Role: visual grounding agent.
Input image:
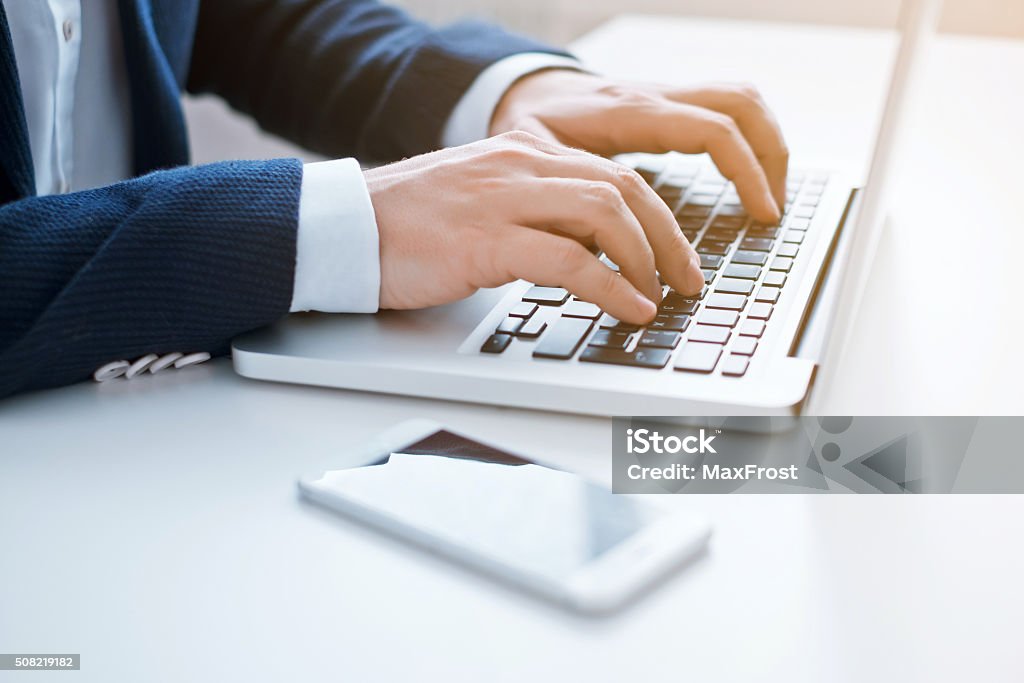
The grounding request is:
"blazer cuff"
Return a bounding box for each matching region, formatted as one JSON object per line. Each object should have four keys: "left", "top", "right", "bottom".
{"left": 291, "top": 158, "right": 380, "bottom": 313}
{"left": 442, "top": 53, "right": 584, "bottom": 148}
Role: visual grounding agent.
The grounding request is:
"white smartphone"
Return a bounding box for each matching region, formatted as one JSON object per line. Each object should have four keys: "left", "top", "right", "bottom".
{"left": 298, "top": 419, "right": 711, "bottom": 614}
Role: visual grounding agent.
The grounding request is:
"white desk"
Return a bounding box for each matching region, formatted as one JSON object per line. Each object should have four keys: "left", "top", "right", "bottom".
{"left": 2, "top": 16, "right": 1023, "bottom": 683}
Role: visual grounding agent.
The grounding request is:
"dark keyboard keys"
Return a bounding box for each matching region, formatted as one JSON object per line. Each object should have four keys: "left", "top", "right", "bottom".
{"left": 532, "top": 318, "right": 593, "bottom": 359}
{"left": 755, "top": 287, "right": 781, "bottom": 303}
{"left": 732, "top": 337, "right": 758, "bottom": 356}
{"left": 580, "top": 346, "right": 672, "bottom": 369}
{"left": 638, "top": 330, "right": 681, "bottom": 349}
{"left": 704, "top": 228, "right": 740, "bottom": 243}
{"left": 562, "top": 301, "right": 603, "bottom": 319}
{"left": 689, "top": 325, "right": 731, "bottom": 344}
{"left": 723, "top": 264, "right": 761, "bottom": 280}
{"left": 516, "top": 317, "right": 547, "bottom": 338}
{"left": 660, "top": 294, "right": 699, "bottom": 314}
{"left": 697, "top": 241, "right": 731, "bottom": 256}
{"left": 763, "top": 272, "right": 787, "bottom": 287}
{"left": 715, "top": 205, "right": 747, "bottom": 217}
{"left": 705, "top": 293, "right": 747, "bottom": 311}
{"left": 714, "top": 278, "right": 754, "bottom": 295}
{"left": 590, "top": 329, "right": 632, "bottom": 350}
{"left": 496, "top": 317, "right": 524, "bottom": 335}
{"left": 770, "top": 257, "right": 794, "bottom": 273}
{"left": 721, "top": 354, "right": 750, "bottom": 377}
{"left": 711, "top": 215, "right": 745, "bottom": 230}
{"left": 678, "top": 204, "right": 712, "bottom": 218}
{"left": 739, "top": 319, "right": 766, "bottom": 337}
{"left": 739, "top": 237, "right": 774, "bottom": 252}
{"left": 509, "top": 302, "right": 538, "bottom": 318}
{"left": 481, "top": 334, "right": 512, "bottom": 354}
{"left": 698, "top": 309, "right": 739, "bottom": 327}
{"left": 731, "top": 250, "right": 769, "bottom": 266}
{"left": 649, "top": 314, "right": 690, "bottom": 332}
{"left": 747, "top": 226, "right": 781, "bottom": 238}
{"left": 674, "top": 343, "right": 723, "bottom": 373}
{"left": 598, "top": 314, "right": 639, "bottom": 332}
{"left": 523, "top": 286, "right": 570, "bottom": 306}
{"left": 700, "top": 254, "right": 724, "bottom": 269}
{"left": 748, "top": 303, "right": 773, "bottom": 320}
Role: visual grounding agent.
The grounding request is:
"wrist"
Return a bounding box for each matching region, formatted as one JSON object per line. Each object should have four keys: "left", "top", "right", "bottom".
{"left": 489, "top": 68, "right": 593, "bottom": 137}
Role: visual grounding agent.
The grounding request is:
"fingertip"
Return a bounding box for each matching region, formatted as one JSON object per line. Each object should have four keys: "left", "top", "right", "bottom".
{"left": 632, "top": 292, "right": 658, "bottom": 322}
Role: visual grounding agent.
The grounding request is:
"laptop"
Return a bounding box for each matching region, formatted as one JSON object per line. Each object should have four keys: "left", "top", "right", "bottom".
{"left": 232, "top": 0, "right": 941, "bottom": 421}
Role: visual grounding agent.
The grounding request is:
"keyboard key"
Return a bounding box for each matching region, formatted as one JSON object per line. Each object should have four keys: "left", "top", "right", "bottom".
{"left": 523, "top": 286, "right": 569, "bottom": 306}
{"left": 777, "top": 243, "right": 799, "bottom": 258}
{"left": 763, "top": 272, "right": 787, "bottom": 287}
{"left": 590, "top": 329, "right": 632, "bottom": 349}
{"left": 678, "top": 217, "right": 705, "bottom": 230}
{"left": 704, "top": 228, "right": 740, "bottom": 243}
{"left": 660, "top": 294, "right": 699, "bottom": 315}
{"left": 714, "top": 278, "right": 754, "bottom": 295}
{"left": 755, "top": 287, "right": 780, "bottom": 303}
{"left": 739, "top": 319, "right": 766, "bottom": 337}
{"left": 731, "top": 250, "right": 768, "bottom": 266}
{"left": 715, "top": 205, "right": 747, "bottom": 217}
{"left": 792, "top": 206, "right": 815, "bottom": 218}
{"left": 532, "top": 318, "right": 593, "bottom": 359}
{"left": 687, "top": 193, "right": 719, "bottom": 206}
{"left": 705, "top": 293, "right": 747, "bottom": 311}
{"left": 688, "top": 325, "right": 731, "bottom": 344}
{"left": 746, "top": 225, "right": 781, "bottom": 238}
{"left": 638, "top": 330, "right": 682, "bottom": 349}
{"left": 697, "top": 241, "right": 731, "bottom": 256}
{"left": 711, "top": 215, "right": 745, "bottom": 230}
{"left": 509, "top": 302, "right": 538, "bottom": 319}
{"left": 740, "top": 237, "right": 774, "bottom": 252}
{"left": 721, "top": 354, "right": 750, "bottom": 377}
{"left": 481, "top": 334, "right": 512, "bottom": 354}
{"left": 698, "top": 309, "right": 739, "bottom": 327}
{"left": 562, "top": 301, "right": 603, "bottom": 319}
{"left": 496, "top": 317, "right": 524, "bottom": 335}
{"left": 788, "top": 218, "right": 811, "bottom": 230}
{"left": 723, "top": 264, "right": 761, "bottom": 280}
{"left": 748, "top": 303, "right": 773, "bottom": 320}
{"left": 702, "top": 269, "right": 716, "bottom": 284}
{"left": 674, "top": 343, "right": 723, "bottom": 373}
{"left": 649, "top": 314, "right": 690, "bottom": 332}
{"left": 598, "top": 314, "right": 639, "bottom": 331}
{"left": 678, "top": 204, "right": 712, "bottom": 218}
{"left": 783, "top": 230, "right": 804, "bottom": 244}
{"left": 732, "top": 337, "right": 758, "bottom": 356}
{"left": 516, "top": 317, "right": 547, "bottom": 339}
{"left": 770, "top": 257, "right": 794, "bottom": 273}
{"left": 700, "top": 254, "right": 724, "bottom": 269}
{"left": 580, "top": 346, "right": 672, "bottom": 369}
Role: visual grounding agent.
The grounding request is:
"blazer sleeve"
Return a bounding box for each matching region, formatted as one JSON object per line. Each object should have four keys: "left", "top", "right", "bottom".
{"left": 185, "top": 0, "right": 570, "bottom": 161}
{"left": 0, "top": 158, "right": 302, "bottom": 399}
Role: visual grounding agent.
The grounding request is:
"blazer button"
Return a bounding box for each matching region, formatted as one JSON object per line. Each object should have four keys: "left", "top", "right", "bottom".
{"left": 93, "top": 360, "right": 130, "bottom": 382}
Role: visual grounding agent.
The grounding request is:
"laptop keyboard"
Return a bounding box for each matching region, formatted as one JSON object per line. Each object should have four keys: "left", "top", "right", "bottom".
{"left": 478, "top": 156, "right": 829, "bottom": 377}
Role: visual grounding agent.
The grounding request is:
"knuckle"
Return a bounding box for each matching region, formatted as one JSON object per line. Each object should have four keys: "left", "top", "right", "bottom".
{"left": 612, "top": 164, "right": 648, "bottom": 195}
{"left": 733, "top": 81, "right": 764, "bottom": 104}
{"left": 497, "top": 130, "right": 545, "bottom": 148}
{"left": 554, "top": 239, "right": 590, "bottom": 273}
{"left": 702, "top": 112, "right": 739, "bottom": 140}
{"left": 583, "top": 180, "right": 621, "bottom": 206}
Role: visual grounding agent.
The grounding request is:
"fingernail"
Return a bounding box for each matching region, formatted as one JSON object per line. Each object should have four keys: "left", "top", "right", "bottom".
{"left": 634, "top": 292, "right": 657, "bottom": 320}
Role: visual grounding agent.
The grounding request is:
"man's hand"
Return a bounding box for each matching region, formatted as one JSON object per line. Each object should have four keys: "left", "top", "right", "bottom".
{"left": 365, "top": 132, "right": 705, "bottom": 325}
{"left": 490, "top": 70, "right": 788, "bottom": 224}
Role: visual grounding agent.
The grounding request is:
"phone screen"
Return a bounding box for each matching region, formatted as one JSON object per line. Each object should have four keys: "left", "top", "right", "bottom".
{"left": 314, "top": 430, "right": 665, "bottom": 581}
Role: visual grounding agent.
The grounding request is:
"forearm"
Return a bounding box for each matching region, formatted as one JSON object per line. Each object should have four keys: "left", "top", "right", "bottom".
{"left": 186, "top": 0, "right": 568, "bottom": 160}
{"left": 0, "top": 159, "right": 302, "bottom": 398}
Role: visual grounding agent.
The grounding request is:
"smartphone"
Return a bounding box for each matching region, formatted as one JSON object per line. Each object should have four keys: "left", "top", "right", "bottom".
{"left": 298, "top": 419, "right": 710, "bottom": 614}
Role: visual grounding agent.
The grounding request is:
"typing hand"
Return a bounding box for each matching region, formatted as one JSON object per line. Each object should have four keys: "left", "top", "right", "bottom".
{"left": 490, "top": 71, "right": 788, "bottom": 223}
{"left": 366, "top": 132, "right": 705, "bottom": 324}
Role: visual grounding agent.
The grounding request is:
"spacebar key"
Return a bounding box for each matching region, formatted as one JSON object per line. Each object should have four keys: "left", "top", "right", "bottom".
{"left": 533, "top": 318, "right": 594, "bottom": 359}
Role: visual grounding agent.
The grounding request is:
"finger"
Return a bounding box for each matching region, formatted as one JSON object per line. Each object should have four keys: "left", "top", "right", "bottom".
{"left": 666, "top": 84, "right": 789, "bottom": 210}
{"left": 518, "top": 150, "right": 705, "bottom": 296}
{"left": 511, "top": 178, "right": 662, "bottom": 302}
{"left": 490, "top": 226, "right": 657, "bottom": 324}
{"left": 658, "top": 103, "right": 780, "bottom": 223}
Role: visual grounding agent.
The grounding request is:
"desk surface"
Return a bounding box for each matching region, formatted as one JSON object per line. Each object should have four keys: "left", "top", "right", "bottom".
{"left": 3, "top": 16, "right": 1024, "bottom": 683}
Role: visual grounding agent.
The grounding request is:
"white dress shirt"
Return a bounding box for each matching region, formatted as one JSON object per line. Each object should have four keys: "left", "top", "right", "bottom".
{"left": 5, "top": 0, "right": 579, "bottom": 314}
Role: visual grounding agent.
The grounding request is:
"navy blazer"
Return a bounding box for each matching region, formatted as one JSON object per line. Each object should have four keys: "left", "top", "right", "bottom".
{"left": 0, "top": 0, "right": 563, "bottom": 399}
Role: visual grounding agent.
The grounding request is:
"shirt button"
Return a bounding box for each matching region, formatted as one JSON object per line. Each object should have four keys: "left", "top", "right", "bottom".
{"left": 62, "top": 19, "right": 74, "bottom": 42}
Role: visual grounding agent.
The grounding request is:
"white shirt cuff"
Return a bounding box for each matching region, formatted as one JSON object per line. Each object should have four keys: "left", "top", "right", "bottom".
{"left": 441, "top": 52, "right": 584, "bottom": 148}
{"left": 291, "top": 158, "right": 380, "bottom": 313}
